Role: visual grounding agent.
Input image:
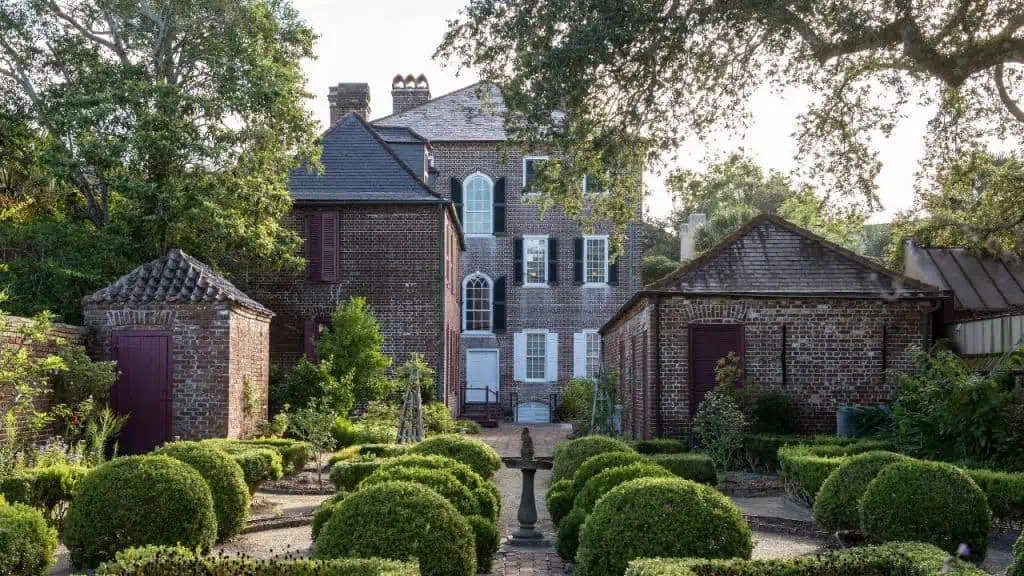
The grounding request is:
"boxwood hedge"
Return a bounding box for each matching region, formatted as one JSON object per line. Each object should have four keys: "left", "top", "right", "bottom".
{"left": 467, "top": 514, "right": 500, "bottom": 574}
{"left": 811, "top": 451, "right": 910, "bottom": 532}
{"left": 315, "top": 481, "right": 475, "bottom": 576}
{"left": 0, "top": 498, "right": 57, "bottom": 576}
{"left": 632, "top": 439, "right": 686, "bottom": 455}
{"left": 228, "top": 447, "right": 283, "bottom": 493}
{"left": 328, "top": 444, "right": 409, "bottom": 467}
{"left": 156, "top": 441, "right": 250, "bottom": 541}
{"left": 576, "top": 477, "right": 752, "bottom": 576}
{"left": 95, "top": 545, "right": 418, "bottom": 576}
{"left": 556, "top": 506, "right": 587, "bottom": 563}
{"left": 575, "top": 462, "right": 674, "bottom": 514}
{"left": 409, "top": 434, "right": 501, "bottom": 479}
{"left": 546, "top": 479, "right": 574, "bottom": 527}
{"left": 552, "top": 436, "right": 634, "bottom": 484}
{"left": 359, "top": 467, "right": 478, "bottom": 517}
{"left": 63, "top": 455, "right": 217, "bottom": 569}
{"left": 571, "top": 451, "right": 647, "bottom": 498}
{"left": 1008, "top": 531, "right": 1023, "bottom": 576}
{"left": 742, "top": 434, "right": 862, "bottom": 472}
{"left": 312, "top": 492, "right": 349, "bottom": 542}
{"left": 376, "top": 454, "right": 499, "bottom": 520}
{"left": 0, "top": 463, "right": 88, "bottom": 515}
{"left": 860, "top": 460, "right": 991, "bottom": 560}
{"left": 624, "top": 542, "right": 986, "bottom": 576}
{"left": 645, "top": 454, "right": 717, "bottom": 485}
{"left": 777, "top": 440, "right": 892, "bottom": 505}
{"left": 330, "top": 460, "right": 382, "bottom": 492}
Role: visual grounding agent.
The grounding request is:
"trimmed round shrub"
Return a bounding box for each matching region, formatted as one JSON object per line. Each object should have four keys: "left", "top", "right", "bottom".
{"left": 96, "top": 545, "right": 199, "bottom": 574}
{"left": 632, "top": 439, "right": 686, "bottom": 455}
{"left": 377, "top": 454, "right": 499, "bottom": 520}
{"left": 0, "top": 500, "right": 57, "bottom": 576}
{"left": 360, "top": 467, "right": 477, "bottom": 517}
{"left": 571, "top": 451, "right": 646, "bottom": 498}
{"left": 576, "top": 462, "right": 674, "bottom": 514}
{"left": 467, "top": 515, "right": 500, "bottom": 574}
{"left": 330, "top": 460, "right": 381, "bottom": 491}
{"left": 860, "top": 460, "right": 991, "bottom": 560}
{"left": 646, "top": 453, "right": 717, "bottom": 485}
{"left": 552, "top": 436, "right": 634, "bottom": 484}
{"left": 230, "top": 448, "right": 283, "bottom": 493}
{"left": 410, "top": 434, "right": 501, "bottom": 479}
{"left": 556, "top": 506, "right": 587, "bottom": 563}
{"left": 576, "top": 477, "right": 752, "bottom": 576}
{"left": 156, "top": 441, "right": 250, "bottom": 541}
{"left": 546, "top": 479, "right": 574, "bottom": 527}
{"left": 812, "top": 451, "right": 910, "bottom": 532}
{"left": 1008, "top": 531, "right": 1023, "bottom": 576}
{"left": 64, "top": 455, "right": 217, "bottom": 568}
{"left": 328, "top": 443, "right": 408, "bottom": 467}
{"left": 311, "top": 492, "right": 349, "bottom": 542}
{"left": 315, "top": 481, "right": 476, "bottom": 576}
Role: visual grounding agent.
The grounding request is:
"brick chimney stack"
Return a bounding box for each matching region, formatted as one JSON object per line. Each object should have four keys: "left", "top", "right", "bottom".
{"left": 328, "top": 83, "right": 371, "bottom": 124}
{"left": 391, "top": 74, "right": 430, "bottom": 115}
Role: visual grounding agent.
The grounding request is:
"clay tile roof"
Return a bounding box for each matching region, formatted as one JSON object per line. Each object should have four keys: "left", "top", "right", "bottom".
{"left": 83, "top": 249, "right": 273, "bottom": 317}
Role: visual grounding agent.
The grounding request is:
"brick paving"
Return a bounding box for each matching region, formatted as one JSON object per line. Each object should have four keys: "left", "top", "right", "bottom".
{"left": 477, "top": 424, "right": 573, "bottom": 576}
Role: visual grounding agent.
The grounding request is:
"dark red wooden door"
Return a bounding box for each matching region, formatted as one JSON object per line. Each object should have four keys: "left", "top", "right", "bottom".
{"left": 112, "top": 332, "right": 172, "bottom": 454}
{"left": 688, "top": 325, "right": 744, "bottom": 415}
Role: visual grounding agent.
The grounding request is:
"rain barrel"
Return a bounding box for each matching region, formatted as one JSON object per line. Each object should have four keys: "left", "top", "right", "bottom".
{"left": 836, "top": 406, "right": 857, "bottom": 437}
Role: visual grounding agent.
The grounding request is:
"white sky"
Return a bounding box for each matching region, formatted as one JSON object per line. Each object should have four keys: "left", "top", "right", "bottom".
{"left": 296, "top": 0, "right": 936, "bottom": 224}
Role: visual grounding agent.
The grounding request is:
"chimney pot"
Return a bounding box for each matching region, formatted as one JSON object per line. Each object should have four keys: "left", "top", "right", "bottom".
{"left": 392, "top": 73, "right": 431, "bottom": 115}
{"left": 328, "top": 83, "right": 371, "bottom": 124}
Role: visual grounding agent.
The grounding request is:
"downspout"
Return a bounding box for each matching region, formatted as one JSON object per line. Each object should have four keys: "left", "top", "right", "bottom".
{"left": 651, "top": 294, "right": 663, "bottom": 438}
{"left": 437, "top": 204, "right": 446, "bottom": 403}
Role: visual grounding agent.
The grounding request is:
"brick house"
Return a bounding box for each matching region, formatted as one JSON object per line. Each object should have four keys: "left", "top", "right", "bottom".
{"left": 601, "top": 215, "right": 943, "bottom": 438}
{"left": 371, "top": 77, "right": 644, "bottom": 423}
{"left": 83, "top": 249, "right": 273, "bottom": 453}
{"left": 249, "top": 90, "right": 466, "bottom": 415}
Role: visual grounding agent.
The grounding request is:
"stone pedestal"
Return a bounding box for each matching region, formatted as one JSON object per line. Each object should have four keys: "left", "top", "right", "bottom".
{"left": 502, "top": 455, "right": 553, "bottom": 548}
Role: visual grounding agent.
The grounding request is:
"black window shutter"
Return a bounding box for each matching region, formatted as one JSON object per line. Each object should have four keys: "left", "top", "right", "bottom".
{"left": 493, "top": 276, "right": 507, "bottom": 332}
{"left": 493, "top": 177, "right": 506, "bottom": 235}
{"left": 609, "top": 256, "right": 619, "bottom": 285}
{"left": 573, "top": 237, "right": 584, "bottom": 284}
{"left": 513, "top": 237, "right": 524, "bottom": 285}
{"left": 450, "top": 178, "right": 463, "bottom": 226}
{"left": 548, "top": 237, "right": 559, "bottom": 284}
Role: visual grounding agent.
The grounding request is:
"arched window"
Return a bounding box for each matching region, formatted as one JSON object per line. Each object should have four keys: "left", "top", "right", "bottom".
{"left": 463, "top": 273, "right": 492, "bottom": 332}
{"left": 463, "top": 173, "right": 493, "bottom": 235}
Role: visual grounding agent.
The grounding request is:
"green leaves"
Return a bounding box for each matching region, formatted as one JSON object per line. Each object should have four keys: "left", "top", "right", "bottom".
{"left": 317, "top": 297, "right": 396, "bottom": 404}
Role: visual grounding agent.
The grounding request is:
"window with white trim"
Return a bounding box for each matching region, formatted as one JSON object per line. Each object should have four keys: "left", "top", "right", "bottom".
{"left": 524, "top": 237, "right": 548, "bottom": 285}
{"left": 526, "top": 332, "right": 547, "bottom": 381}
{"left": 463, "top": 173, "right": 493, "bottom": 234}
{"left": 523, "top": 156, "right": 548, "bottom": 192}
{"left": 585, "top": 332, "right": 601, "bottom": 378}
{"left": 584, "top": 235, "right": 608, "bottom": 284}
{"left": 463, "top": 274, "right": 492, "bottom": 332}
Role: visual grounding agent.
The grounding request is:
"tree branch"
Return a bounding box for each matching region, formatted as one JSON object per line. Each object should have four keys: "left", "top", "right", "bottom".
{"left": 995, "top": 63, "right": 1024, "bottom": 122}
{"left": 44, "top": 0, "right": 127, "bottom": 65}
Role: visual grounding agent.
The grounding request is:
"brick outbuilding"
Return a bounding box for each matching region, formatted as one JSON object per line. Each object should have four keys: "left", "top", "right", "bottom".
{"left": 83, "top": 249, "right": 273, "bottom": 453}
{"left": 601, "top": 215, "right": 945, "bottom": 438}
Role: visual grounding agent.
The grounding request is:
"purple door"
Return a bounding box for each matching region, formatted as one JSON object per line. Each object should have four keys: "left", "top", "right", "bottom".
{"left": 111, "top": 332, "right": 172, "bottom": 454}
{"left": 688, "top": 325, "right": 744, "bottom": 415}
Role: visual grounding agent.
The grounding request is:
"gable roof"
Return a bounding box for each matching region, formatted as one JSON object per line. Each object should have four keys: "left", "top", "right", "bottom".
{"left": 289, "top": 112, "right": 443, "bottom": 203}
{"left": 646, "top": 214, "right": 940, "bottom": 298}
{"left": 373, "top": 83, "right": 506, "bottom": 142}
{"left": 904, "top": 242, "right": 1024, "bottom": 311}
{"left": 84, "top": 249, "right": 273, "bottom": 317}
{"left": 374, "top": 125, "right": 429, "bottom": 144}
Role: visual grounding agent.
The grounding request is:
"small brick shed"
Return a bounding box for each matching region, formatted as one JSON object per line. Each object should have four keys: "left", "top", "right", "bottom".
{"left": 83, "top": 249, "right": 273, "bottom": 453}
{"left": 602, "top": 215, "right": 946, "bottom": 438}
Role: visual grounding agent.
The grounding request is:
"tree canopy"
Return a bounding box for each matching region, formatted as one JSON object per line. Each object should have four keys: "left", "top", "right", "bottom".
{"left": 0, "top": 0, "right": 320, "bottom": 320}
{"left": 437, "top": 0, "right": 1024, "bottom": 243}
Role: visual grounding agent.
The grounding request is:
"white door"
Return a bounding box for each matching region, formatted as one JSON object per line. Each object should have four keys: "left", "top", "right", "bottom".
{"left": 466, "top": 349, "right": 499, "bottom": 403}
{"left": 517, "top": 401, "right": 550, "bottom": 423}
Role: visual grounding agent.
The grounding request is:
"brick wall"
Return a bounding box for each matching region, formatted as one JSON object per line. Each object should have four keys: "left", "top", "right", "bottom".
{"left": 443, "top": 208, "right": 463, "bottom": 413}
{"left": 430, "top": 142, "right": 644, "bottom": 417}
{"left": 228, "top": 309, "right": 271, "bottom": 437}
{"left": 0, "top": 315, "right": 88, "bottom": 442}
{"left": 84, "top": 303, "right": 267, "bottom": 441}
{"left": 249, "top": 203, "right": 452, "bottom": 403}
{"left": 603, "top": 295, "right": 931, "bottom": 437}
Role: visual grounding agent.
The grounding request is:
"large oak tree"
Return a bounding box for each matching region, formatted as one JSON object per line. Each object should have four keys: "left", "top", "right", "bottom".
{"left": 437, "top": 0, "right": 1024, "bottom": 244}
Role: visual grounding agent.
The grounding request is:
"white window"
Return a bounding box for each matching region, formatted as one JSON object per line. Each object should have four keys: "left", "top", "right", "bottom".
{"left": 524, "top": 236, "right": 548, "bottom": 285}
{"left": 463, "top": 173, "right": 493, "bottom": 235}
{"left": 463, "top": 273, "right": 492, "bottom": 333}
{"left": 523, "top": 156, "right": 549, "bottom": 193}
{"left": 586, "top": 332, "right": 601, "bottom": 377}
{"left": 514, "top": 331, "right": 559, "bottom": 382}
{"left": 526, "top": 332, "right": 547, "bottom": 381}
{"left": 584, "top": 235, "right": 608, "bottom": 284}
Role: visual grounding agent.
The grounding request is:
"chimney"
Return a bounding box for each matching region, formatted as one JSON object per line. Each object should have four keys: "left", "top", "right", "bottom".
{"left": 680, "top": 213, "right": 706, "bottom": 261}
{"left": 328, "top": 83, "right": 371, "bottom": 124}
{"left": 391, "top": 74, "right": 430, "bottom": 115}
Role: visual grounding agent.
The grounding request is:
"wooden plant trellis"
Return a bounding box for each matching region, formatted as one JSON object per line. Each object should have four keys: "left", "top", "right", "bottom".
{"left": 396, "top": 363, "right": 424, "bottom": 444}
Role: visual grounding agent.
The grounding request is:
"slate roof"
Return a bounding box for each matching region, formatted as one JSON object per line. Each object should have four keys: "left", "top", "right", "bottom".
{"left": 373, "top": 83, "right": 506, "bottom": 142}
{"left": 374, "top": 125, "right": 428, "bottom": 144}
{"left": 647, "top": 215, "right": 940, "bottom": 297}
{"left": 289, "top": 113, "right": 443, "bottom": 203}
{"left": 84, "top": 249, "right": 273, "bottom": 317}
{"left": 904, "top": 242, "right": 1024, "bottom": 311}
